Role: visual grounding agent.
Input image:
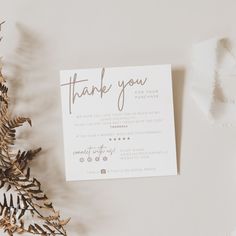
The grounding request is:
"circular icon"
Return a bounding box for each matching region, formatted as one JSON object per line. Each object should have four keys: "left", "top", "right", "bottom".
{"left": 80, "top": 158, "right": 85, "bottom": 163}
{"left": 87, "top": 157, "right": 92, "bottom": 162}
{"left": 95, "top": 156, "right": 100, "bottom": 162}
{"left": 103, "top": 156, "right": 108, "bottom": 161}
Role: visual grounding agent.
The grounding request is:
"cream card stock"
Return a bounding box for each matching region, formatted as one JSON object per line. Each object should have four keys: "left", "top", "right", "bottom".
{"left": 60, "top": 65, "right": 177, "bottom": 181}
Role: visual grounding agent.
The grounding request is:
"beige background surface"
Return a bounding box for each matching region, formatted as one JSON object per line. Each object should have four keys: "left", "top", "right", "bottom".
{"left": 1, "top": 0, "right": 236, "bottom": 235}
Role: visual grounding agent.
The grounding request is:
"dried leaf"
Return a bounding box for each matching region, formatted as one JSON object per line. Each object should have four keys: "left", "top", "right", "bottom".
{"left": 0, "top": 23, "right": 69, "bottom": 236}
{"left": 59, "top": 218, "right": 71, "bottom": 226}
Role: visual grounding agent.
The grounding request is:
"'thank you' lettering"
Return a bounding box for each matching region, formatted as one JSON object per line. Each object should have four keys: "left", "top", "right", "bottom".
{"left": 60, "top": 68, "right": 148, "bottom": 114}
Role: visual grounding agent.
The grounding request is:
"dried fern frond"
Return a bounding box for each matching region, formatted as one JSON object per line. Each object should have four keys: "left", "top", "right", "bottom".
{"left": 0, "top": 22, "right": 70, "bottom": 235}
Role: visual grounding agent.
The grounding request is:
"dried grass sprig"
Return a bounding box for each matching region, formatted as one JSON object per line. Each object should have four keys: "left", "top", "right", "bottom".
{"left": 0, "top": 22, "right": 70, "bottom": 236}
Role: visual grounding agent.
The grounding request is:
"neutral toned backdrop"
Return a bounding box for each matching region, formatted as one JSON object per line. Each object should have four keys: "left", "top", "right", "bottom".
{"left": 1, "top": 1, "right": 236, "bottom": 235}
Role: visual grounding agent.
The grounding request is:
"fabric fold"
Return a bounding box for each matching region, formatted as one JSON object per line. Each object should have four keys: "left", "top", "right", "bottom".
{"left": 191, "top": 38, "right": 236, "bottom": 126}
